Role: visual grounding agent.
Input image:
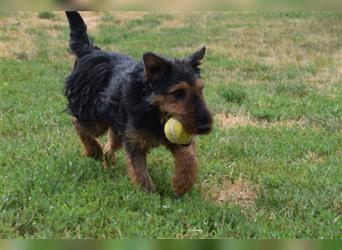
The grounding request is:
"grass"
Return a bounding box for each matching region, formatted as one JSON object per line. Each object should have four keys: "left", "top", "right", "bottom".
{"left": 37, "top": 12, "right": 56, "bottom": 20}
{"left": 0, "top": 11, "right": 341, "bottom": 239}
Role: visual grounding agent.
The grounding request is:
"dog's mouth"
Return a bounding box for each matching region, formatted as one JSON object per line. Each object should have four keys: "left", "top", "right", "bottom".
{"left": 196, "top": 124, "right": 212, "bottom": 135}
{"left": 161, "top": 112, "right": 172, "bottom": 125}
{"left": 182, "top": 115, "right": 213, "bottom": 135}
{"left": 179, "top": 120, "right": 212, "bottom": 135}
{"left": 162, "top": 113, "right": 212, "bottom": 136}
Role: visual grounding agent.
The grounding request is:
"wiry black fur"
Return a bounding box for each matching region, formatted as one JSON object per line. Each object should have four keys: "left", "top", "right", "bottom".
{"left": 65, "top": 11, "right": 93, "bottom": 57}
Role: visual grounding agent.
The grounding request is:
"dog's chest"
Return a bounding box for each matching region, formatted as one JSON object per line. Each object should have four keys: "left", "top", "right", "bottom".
{"left": 125, "top": 130, "right": 165, "bottom": 151}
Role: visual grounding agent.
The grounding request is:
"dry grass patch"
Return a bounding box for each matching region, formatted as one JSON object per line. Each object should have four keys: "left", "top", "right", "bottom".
{"left": 305, "top": 151, "right": 326, "bottom": 164}
{"left": 306, "top": 51, "right": 342, "bottom": 94}
{"left": 1, "top": 13, "right": 35, "bottom": 60}
{"left": 112, "top": 12, "right": 145, "bottom": 23}
{"left": 160, "top": 14, "right": 186, "bottom": 28}
{"left": 208, "top": 16, "right": 341, "bottom": 85}
{"left": 1, "top": 31, "right": 36, "bottom": 60}
{"left": 202, "top": 177, "right": 256, "bottom": 208}
{"left": 216, "top": 113, "right": 307, "bottom": 129}
{"left": 205, "top": 67, "right": 242, "bottom": 85}
{"left": 268, "top": 119, "right": 306, "bottom": 128}
{"left": 1, "top": 12, "right": 65, "bottom": 60}
{"left": 0, "top": 12, "right": 100, "bottom": 61}
{"left": 216, "top": 113, "right": 256, "bottom": 128}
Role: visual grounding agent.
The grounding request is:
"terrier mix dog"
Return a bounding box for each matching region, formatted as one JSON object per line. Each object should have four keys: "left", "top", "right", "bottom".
{"left": 65, "top": 11, "right": 212, "bottom": 197}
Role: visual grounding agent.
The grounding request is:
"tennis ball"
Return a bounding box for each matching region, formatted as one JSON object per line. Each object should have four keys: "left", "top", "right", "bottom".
{"left": 164, "top": 117, "right": 193, "bottom": 145}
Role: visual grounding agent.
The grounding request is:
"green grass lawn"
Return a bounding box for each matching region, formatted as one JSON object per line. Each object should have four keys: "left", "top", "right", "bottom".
{"left": 0, "top": 11, "right": 341, "bottom": 238}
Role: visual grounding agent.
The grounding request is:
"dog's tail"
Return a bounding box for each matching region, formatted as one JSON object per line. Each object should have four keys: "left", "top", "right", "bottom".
{"left": 65, "top": 11, "right": 95, "bottom": 57}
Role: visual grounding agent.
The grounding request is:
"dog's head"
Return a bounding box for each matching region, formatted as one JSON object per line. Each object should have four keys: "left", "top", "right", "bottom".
{"left": 145, "top": 47, "right": 212, "bottom": 135}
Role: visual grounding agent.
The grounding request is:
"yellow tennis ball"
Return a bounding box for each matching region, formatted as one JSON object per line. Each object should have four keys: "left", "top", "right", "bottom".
{"left": 164, "top": 118, "right": 193, "bottom": 145}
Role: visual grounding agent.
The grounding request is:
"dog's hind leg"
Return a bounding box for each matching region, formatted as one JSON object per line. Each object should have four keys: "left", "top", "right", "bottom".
{"left": 103, "top": 128, "right": 121, "bottom": 169}
{"left": 71, "top": 117, "right": 104, "bottom": 160}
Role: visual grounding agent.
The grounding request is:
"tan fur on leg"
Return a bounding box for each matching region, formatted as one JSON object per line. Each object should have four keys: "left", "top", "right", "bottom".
{"left": 71, "top": 117, "right": 104, "bottom": 159}
{"left": 125, "top": 148, "right": 155, "bottom": 192}
{"left": 103, "top": 128, "right": 121, "bottom": 169}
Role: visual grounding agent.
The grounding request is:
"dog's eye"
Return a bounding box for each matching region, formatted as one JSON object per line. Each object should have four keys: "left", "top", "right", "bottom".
{"left": 171, "top": 89, "right": 186, "bottom": 100}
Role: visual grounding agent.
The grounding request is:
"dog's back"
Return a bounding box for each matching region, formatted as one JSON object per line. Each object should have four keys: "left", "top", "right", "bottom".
{"left": 65, "top": 12, "right": 137, "bottom": 126}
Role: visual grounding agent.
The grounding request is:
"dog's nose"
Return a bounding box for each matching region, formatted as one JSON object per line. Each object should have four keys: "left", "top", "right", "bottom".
{"left": 197, "top": 124, "right": 212, "bottom": 134}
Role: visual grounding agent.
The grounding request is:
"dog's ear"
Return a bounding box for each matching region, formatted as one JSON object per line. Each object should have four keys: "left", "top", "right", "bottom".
{"left": 143, "top": 52, "right": 172, "bottom": 81}
{"left": 185, "top": 46, "right": 206, "bottom": 67}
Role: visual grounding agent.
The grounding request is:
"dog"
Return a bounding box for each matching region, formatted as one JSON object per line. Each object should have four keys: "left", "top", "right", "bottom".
{"left": 64, "top": 11, "right": 212, "bottom": 197}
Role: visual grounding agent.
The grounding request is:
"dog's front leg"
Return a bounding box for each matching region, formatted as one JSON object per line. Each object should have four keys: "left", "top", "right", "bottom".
{"left": 168, "top": 142, "right": 198, "bottom": 197}
{"left": 124, "top": 145, "right": 156, "bottom": 192}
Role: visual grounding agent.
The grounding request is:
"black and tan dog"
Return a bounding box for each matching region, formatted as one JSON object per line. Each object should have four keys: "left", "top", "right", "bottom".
{"left": 65, "top": 11, "right": 212, "bottom": 197}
